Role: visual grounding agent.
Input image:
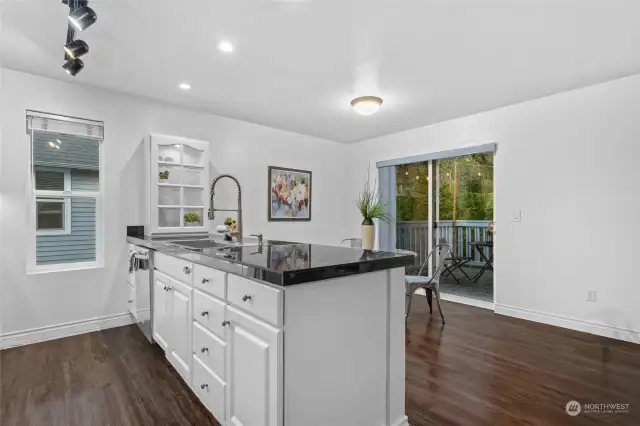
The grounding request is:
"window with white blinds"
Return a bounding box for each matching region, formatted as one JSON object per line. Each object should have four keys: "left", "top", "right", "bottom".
{"left": 26, "top": 111, "right": 103, "bottom": 269}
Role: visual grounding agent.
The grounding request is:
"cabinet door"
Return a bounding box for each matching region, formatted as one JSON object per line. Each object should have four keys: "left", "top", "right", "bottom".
{"left": 153, "top": 271, "right": 170, "bottom": 352}
{"left": 226, "top": 306, "right": 282, "bottom": 426}
{"left": 168, "top": 278, "right": 193, "bottom": 384}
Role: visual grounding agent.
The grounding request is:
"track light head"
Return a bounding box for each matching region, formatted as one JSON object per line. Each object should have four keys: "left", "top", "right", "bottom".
{"left": 64, "top": 39, "right": 89, "bottom": 59}
{"left": 62, "top": 58, "right": 84, "bottom": 76}
{"left": 68, "top": 5, "right": 97, "bottom": 31}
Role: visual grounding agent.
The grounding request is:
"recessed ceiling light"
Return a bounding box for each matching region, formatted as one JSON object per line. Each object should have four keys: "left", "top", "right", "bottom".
{"left": 350, "top": 96, "right": 383, "bottom": 116}
{"left": 179, "top": 83, "right": 191, "bottom": 90}
{"left": 218, "top": 41, "right": 234, "bottom": 53}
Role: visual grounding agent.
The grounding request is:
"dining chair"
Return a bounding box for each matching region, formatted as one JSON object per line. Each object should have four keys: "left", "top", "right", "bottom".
{"left": 405, "top": 242, "right": 452, "bottom": 324}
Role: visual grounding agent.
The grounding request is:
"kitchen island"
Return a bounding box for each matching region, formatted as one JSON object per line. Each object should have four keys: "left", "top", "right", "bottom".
{"left": 127, "top": 235, "right": 413, "bottom": 426}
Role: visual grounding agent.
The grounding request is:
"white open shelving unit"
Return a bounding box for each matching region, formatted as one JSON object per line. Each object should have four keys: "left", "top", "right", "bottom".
{"left": 145, "top": 133, "right": 210, "bottom": 235}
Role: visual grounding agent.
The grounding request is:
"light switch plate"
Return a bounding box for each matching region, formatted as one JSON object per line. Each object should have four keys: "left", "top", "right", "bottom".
{"left": 512, "top": 210, "right": 522, "bottom": 222}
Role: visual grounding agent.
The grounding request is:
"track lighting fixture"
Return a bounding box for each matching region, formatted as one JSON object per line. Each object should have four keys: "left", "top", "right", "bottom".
{"left": 68, "top": 5, "right": 97, "bottom": 32}
{"left": 61, "top": 1, "right": 96, "bottom": 76}
{"left": 64, "top": 39, "right": 89, "bottom": 59}
{"left": 62, "top": 58, "right": 84, "bottom": 76}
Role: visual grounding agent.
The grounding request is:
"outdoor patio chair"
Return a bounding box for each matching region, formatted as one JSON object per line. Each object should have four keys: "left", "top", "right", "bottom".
{"left": 405, "top": 242, "right": 452, "bottom": 324}
{"left": 439, "top": 236, "right": 473, "bottom": 283}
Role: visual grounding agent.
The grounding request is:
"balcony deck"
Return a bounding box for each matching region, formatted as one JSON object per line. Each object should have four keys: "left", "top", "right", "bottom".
{"left": 398, "top": 220, "right": 494, "bottom": 303}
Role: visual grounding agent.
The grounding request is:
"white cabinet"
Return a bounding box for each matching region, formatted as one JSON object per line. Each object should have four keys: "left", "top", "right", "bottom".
{"left": 153, "top": 258, "right": 282, "bottom": 426}
{"left": 144, "top": 134, "right": 210, "bottom": 236}
{"left": 168, "top": 278, "right": 193, "bottom": 383}
{"left": 153, "top": 270, "right": 193, "bottom": 384}
{"left": 153, "top": 271, "right": 171, "bottom": 352}
{"left": 226, "top": 306, "right": 282, "bottom": 426}
{"left": 193, "top": 355, "right": 227, "bottom": 421}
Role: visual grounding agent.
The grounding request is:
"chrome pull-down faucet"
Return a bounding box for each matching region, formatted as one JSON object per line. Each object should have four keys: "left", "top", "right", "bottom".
{"left": 208, "top": 174, "right": 243, "bottom": 241}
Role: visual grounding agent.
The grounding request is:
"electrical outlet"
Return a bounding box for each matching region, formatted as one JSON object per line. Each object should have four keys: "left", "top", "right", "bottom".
{"left": 587, "top": 290, "right": 597, "bottom": 302}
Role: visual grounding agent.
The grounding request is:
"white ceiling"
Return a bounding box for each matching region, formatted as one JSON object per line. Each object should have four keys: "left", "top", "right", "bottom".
{"left": 2, "top": 0, "right": 640, "bottom": 143}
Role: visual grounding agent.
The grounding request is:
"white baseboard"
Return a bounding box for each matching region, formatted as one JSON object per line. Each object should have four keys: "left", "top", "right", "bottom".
{"left": 0, "top": 312, "right": 135, "bottom": 350}
{"left": 413, "top": 288, "right": 494, "bottom": 310}
{"left": 390, "top": 415, "right": 409, "bottom": 426}
{"left": 440, "top": 293, "right": 494, "bottom": 310}
{"left": 495, "top": 303, "right": 640, "bottom": 344}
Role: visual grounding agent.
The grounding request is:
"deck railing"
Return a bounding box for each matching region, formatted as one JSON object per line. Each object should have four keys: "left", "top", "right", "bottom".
{"left": 396, "top": 220, "right": 491, "bottom": 268}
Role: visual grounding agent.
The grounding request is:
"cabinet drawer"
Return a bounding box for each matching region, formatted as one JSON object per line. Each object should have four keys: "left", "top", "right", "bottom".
{"left": 128, "top": 284, "right": 136, "bottom": 317}
{"left": 193, "top": 290, "right": 227, "bottom": 340}
{"left": 155, "top": 252, "right": 193, "bottom": 284}
{"left": 193, "top": 322, "right": 226, "bottom": 380}
{"left": 227, "top": 274, "right": 283, "bottom": 326}
{"left": 193, "top": 264, "right": 226, "bottom": 300}
{"left": 192, "top": 355, "right": 226, "bottom": 422}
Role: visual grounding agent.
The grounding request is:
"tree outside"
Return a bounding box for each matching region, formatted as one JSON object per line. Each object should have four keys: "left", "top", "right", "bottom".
{"left": 396, "top": 153, "right": 493, "bottom": 221}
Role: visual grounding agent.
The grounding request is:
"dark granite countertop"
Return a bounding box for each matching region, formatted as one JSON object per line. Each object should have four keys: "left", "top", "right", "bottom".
{"left": 127, "top": 235, "right": 414, "bottom": 287}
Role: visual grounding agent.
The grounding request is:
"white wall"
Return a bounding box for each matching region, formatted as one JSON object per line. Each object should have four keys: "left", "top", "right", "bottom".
{"left": 345, "top": 74, "right": 640, "bottom": 342}
{"left": 0, "top": 69, "right": 349, "bottom": 337}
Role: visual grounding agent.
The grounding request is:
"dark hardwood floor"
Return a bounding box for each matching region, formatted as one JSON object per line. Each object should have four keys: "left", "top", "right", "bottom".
{"left": 0, "top": 325, "right": 219, "bottom": 426}
{"left": 406, "top": 298, "right": 640, "bottom": 426}
{"left": 1, "top": 299, "right": 638, "bottom": 425}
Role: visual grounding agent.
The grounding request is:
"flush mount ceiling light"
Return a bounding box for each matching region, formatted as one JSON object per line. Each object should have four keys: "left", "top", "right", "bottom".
{"left": 179, "top": 83, "right": 192, "bottom": 90}
{"left": 350, "top": 96, "right": 383, "bottom": 116}
{"left": 68, "top": 4, "right": 97, "bottom": 31}
{"left": 64, "top": 39, "right": 89, "bottom": 59}
{"left": 218, "top": 40, "right": 234, "bottom": 53}
{"left": 62, "top": 58, "right": 84, "bottom": 76}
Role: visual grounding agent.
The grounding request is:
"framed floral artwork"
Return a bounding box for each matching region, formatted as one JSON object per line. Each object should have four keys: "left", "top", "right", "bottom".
{"left": 268, "top": 166, "right": 311, "bottom": 221}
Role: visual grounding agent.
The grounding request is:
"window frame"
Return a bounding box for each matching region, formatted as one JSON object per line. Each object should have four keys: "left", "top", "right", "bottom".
{"left": 34, "top": 166, "right": 72, "bottom": 236}
{"left": 26, "top": 112, "right": 104, "bottom": 273}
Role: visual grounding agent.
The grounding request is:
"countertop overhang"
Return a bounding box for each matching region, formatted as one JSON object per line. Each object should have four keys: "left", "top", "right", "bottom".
{"left": 127, "top": 236, "right": 414, "bottom": 287}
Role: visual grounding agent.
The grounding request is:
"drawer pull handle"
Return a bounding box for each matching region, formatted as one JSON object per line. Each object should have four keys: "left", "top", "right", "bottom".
{"left": 242, "top": 294, "right": 252, "bottom": 302}
{"left": 163, "top": 286, "right": 168, "bottom": 291}
{"left": 202, "top": 278, "right": 210, "bottom": 284}
{"left": 183, "top": 266, "right": 191, "bottom": 274}
{"left": 200, "top": 383, "right": 208, "bottom": 390}
{"left": 201, "top": 311, "right": 209, "bottom": 316}
{"left": 221, "top": 320, "right": 230, "bottom": 326}
{"left": 201, "top": 347, "right": 209, "bottom": 353}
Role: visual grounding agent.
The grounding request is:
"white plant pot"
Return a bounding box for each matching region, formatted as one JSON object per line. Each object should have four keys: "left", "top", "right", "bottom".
{"left": 361, "top": 223, "right": 375, "bottom": 249}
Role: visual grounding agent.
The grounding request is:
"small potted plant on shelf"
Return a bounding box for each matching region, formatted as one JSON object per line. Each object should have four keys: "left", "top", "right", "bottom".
{"left": 184, "top": 212, "right": 201, "bottom": 227}
{"left": 355, "top": 169, "right": 390, "bottom": 249}
{"left": 223, "top": 217, "right": 237, "bottom": 241}
{"left": 159, "top": 171, "right": 170, "bottom": 180}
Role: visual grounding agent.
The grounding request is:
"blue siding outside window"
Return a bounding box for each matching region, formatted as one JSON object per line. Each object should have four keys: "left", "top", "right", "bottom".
{"left": 33, "top": 130, "right": 100, "bottom": 266}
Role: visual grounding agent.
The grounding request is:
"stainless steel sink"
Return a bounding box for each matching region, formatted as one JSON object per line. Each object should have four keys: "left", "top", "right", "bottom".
{"left": 167, "top": 238, "right": 297, "bottom": 252}
{"left": 167, "top": 239, "right": 257, "bottom": 251}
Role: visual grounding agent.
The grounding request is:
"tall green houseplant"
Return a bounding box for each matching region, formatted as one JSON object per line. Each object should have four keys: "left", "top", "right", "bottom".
{"left": 355, "top": 170, "right": 390, "bottom": 249}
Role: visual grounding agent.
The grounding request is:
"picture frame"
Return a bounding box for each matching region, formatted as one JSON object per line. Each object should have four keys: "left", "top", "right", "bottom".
{"left": 268, "top": 166, "right": 312, "bottom": 221}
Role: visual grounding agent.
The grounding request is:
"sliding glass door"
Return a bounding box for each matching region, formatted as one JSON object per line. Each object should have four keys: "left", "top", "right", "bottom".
{"left": 378, "top": 145, "right": 495, "bottom": 303}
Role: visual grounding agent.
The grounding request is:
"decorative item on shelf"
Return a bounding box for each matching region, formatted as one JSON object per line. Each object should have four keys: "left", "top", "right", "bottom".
{"left": 268, "top": 166, "right": 311, "bottom": 221}
{"left": 223, "top": 217, "right": 237, "bottom": 240}
{"left": 355, "top": 168, "right": 390, "bottom": 249}
{"left": 165, "top": 157, "right": 174, "bottom": 163}
{"left": 159, "top": 171, "right": 170, "bottom": 180}
{"left": 184, "top": 212, "right": 201, "bottom": 227}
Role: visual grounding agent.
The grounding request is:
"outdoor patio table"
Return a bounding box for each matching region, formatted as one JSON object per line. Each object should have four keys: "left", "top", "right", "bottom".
{"left": 469, "top": 241, "right": 494, "bottom": 283}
